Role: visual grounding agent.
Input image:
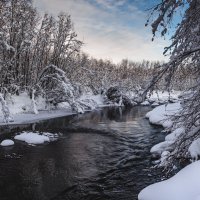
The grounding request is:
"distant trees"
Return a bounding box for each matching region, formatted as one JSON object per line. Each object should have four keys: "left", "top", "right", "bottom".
{"left": 67, "top": 53, "right": 167, "bottom": 95}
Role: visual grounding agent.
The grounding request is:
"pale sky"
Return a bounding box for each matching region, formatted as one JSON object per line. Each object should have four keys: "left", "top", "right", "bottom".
{"left": 33, "top": 0, "right": 170, "bottom": 63}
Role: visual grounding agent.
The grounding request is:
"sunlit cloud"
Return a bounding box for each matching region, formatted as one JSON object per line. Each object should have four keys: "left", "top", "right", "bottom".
{"left": 33, "top": 0, "right": 169, "bottom": 63}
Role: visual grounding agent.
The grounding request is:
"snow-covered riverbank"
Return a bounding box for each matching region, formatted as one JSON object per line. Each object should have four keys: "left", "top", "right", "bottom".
{"left": 139, "top": 100, "right": 200, "bottom": 200}
{"left": 138, "top": 161, "right": 200, "bottom": 200}
{"left": 140, "top": 90, "right": 181, "bottom": 107}
{"left": 0, "top": 90, "right": 181, "bottom": 126}
{"left": 0, "top": 92, "right": 105, "bottom": 126}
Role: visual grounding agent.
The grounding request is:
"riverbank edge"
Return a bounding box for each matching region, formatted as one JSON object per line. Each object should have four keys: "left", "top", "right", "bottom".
{"left": 138, "top": 102, "right": 200, "bottom": 200}
{"left": 0, "top": 105, "right": 114, "bottom": 127}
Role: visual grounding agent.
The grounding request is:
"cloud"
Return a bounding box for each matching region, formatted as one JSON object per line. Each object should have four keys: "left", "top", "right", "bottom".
{"left": 94, "top": 0, "right": 127, "bottom": 9}
{"left": 33, "top": 0, "right": 169, "bottom": 63}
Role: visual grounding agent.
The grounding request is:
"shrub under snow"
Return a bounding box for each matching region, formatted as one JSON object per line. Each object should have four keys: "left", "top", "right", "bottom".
{"left": 138, "top": 161, "right": 200, "bottom": 200}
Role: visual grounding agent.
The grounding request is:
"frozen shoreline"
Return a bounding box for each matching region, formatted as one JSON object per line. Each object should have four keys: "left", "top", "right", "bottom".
{"left": 139, "top": 100, "right": 200, "bottom": 200}
{"left": 0, "top": 90, "right": 181, "bottom": 126}
{"left": 138, "top": 161, "right": 200, "bottom": 200}
{"left": 0, "top": 109, "right": 76, "bottom": 126}
{"left": 0, "top": 93, "right": 106, "bottom": 126}
{"left": 0, "top": 105, "right": 113, "bottom": 126}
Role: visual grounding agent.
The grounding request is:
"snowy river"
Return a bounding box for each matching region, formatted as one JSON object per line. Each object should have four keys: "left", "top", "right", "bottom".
{"left": 0, "top": 106, "right": 165, "bottom": 200}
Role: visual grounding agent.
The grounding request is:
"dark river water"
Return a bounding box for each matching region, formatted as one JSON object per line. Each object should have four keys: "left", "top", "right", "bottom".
{"left": 0, "top": 106, "right": 165, "bottom": 200}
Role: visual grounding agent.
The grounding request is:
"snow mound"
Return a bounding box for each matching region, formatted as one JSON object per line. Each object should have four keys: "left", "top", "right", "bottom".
{"left": 189, "top": 139, "right": 200, "bottom": 161}
{"left": 146, "top": 102, "right": 181, "bottom": 128}
{"left": 5, "top": 92, "right": 46, "bottom": 115}
{"left": 151, "top": 102, "right": 159, "bottom": 107}
{"left": 14, "top": 132, "right": 58, "bottom": 145}
{"left": 160, "top": 151, "right": 170, "bottom": 163}
{"left": 150, "top": 127, "right": 185, "bottom": 159}
{"left": 87, "top": 94, "right": 104, "bottom": 106}
{"left": 0, "top": 139, "right": 14, "bottom": 146}
{"left": 148, "top": 91, "right": 181, "bottom": 103}
{"left": 138, "top": 161, "right": 200, "bottom": 200}
{"left": 150, "top": 141, "right": 173, "bottom": 155}
{"left": 150, "top": 127, "right": 185, "bottom": 160}
{"left": 147, "top": 103, "right": 183, "bottom": 162}
{"left": 165, "top": 127, "right": 185, "bottom": 141}
{"left": 141, "top": 101, "right": 150, "bottom": 106}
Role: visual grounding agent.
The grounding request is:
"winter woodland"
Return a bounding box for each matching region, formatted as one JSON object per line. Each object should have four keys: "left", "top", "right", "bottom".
{"left": 1, "top": 0, "right": 200, "bottom": 200}
{"left": 0, "top": 0, "right": 196, "bottom": 121}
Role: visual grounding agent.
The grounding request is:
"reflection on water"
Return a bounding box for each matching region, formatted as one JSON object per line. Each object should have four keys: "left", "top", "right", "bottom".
{"left": 0, "top": 106, "right": 164, "bottom": 200}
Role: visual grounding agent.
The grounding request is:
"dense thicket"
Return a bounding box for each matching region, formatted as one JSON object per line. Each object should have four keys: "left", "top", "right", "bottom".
{"left": 0, "top": 0, "right": 82, "bottom": 93}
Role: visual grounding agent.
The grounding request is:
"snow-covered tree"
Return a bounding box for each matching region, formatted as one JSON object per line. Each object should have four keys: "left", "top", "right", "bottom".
{"left": 145, "top": 0, "right": 200, "bottom": 168}
{"left": 0, "top": 93, "right": 12, "bottom": 123}
{"left": 3, "top": 0, "right": 38, "bottom": 93}
{"left": 51, "top": 13, "right": 83, "bottom": 68}
{"left": 0, "top": 0, "right": 84, "bottom": 116}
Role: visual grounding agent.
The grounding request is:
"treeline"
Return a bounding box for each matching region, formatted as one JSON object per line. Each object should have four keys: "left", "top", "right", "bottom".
{"left": 68, "top": 55, "right": 196, "bottom": 93}
{"left": 0, "top": 0, "right": 195, "bottom": 109}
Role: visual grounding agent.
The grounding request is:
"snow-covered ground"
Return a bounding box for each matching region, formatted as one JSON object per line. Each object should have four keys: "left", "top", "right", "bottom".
{"left": 0, "top": 92, "right": 105, "bottom": 126}
{"left": 141, "top": 100, "right": 150, "bottom": 106}
{"left": 189, "top": 138, "right": 200, "bottom": 161}
{"left": 0, "top": 90, "right": 181, "bottom": 126}
{"left": 141, "top": 91, "right": 181, "bottom": 107}
{"left": 147, "top": 90, "right": 181, "bottom": 103}
{"left": 146, "top": 102, "right": 183, "bottom": 158}
{"left": 138, "top": 161, "right": 200, "bottom": 200}
{"left": 146, "top": 102, "right": 181, "bottom": 128}
{"left": 139, "top": 96, "right": 200, "bottom": 200}
{"left": 0, "top": 109, "right": 76, "bottom": 126}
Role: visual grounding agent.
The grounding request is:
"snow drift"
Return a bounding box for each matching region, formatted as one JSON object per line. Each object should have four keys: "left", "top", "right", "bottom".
{"left": 138, "top": 161, "right": 200, "bottom": 200}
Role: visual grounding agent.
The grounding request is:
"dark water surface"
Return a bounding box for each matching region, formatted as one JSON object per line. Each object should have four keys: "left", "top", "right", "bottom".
{"left": 0, "top": 106, "right": 164, "bottom": 200}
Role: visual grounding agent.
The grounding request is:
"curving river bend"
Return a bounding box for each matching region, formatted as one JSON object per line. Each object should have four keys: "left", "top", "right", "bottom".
{"left": 0, "top": 106, "right": 165, "bottom": 200}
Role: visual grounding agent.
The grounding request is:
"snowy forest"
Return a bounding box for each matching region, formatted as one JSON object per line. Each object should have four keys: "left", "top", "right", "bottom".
{"left": 0, "top": 0, "right": 196, "bottom": 120}
{"left": 0, "top": 0, "right": 200, "bottom": 200}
